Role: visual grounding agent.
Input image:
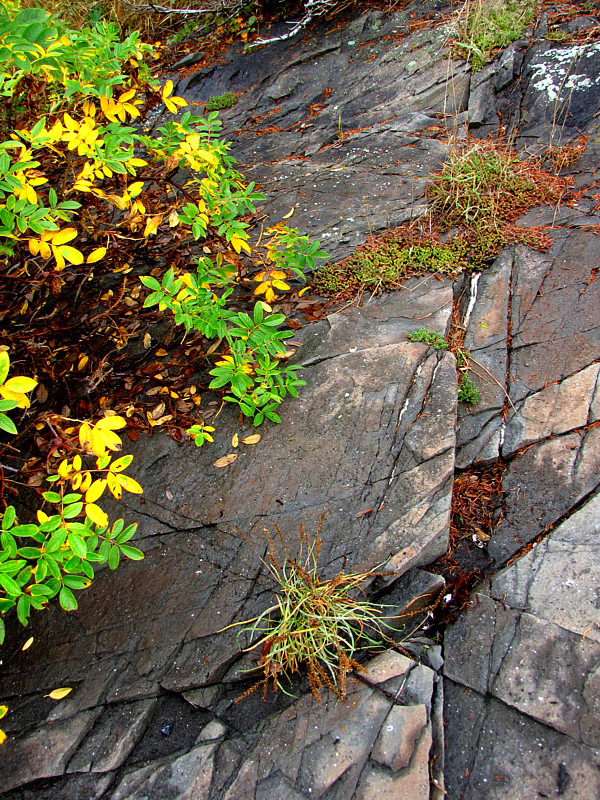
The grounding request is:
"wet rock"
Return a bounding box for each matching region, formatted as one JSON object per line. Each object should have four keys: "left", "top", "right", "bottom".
{"left": 503, "top": 362, "right": 600, "bottom": 455}
{"left": 443, "top": 680, "right": 600, "bottom": 799}
{"left": 2, "top": 710, "right": 101, "bottom": 794}
{"left": 490, "top": 428, "right": 600, "bottom": 564}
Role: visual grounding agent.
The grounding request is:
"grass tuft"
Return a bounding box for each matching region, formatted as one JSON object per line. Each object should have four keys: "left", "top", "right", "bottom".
{"left": 451, "top": 0, "right": 538, "bottom": 71}
{"left": 225, "top": 516, "right": 394, "bottom": 702}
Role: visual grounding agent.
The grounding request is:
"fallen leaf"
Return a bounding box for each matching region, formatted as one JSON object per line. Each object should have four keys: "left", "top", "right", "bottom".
{"left": 35, "top": 383, "right": 49, "bottom": 403}
{"left": 151, "top": 402, "right": 165, "bottom": 419}
{"left": 165, "top": 490, "right": 174, "bottom": 501}
{"left": 155, "top": 348, "right": 168, "bottom": 357}
{"left": 143, "top": 333, "right": 152, "bottom": 349}
{"left": 232, "top": 433, "right": 239, "bottom": 447}
{"left": 78, "top": 354, "right": 89, "bottom": 371}
{"left": 213, "top": 454, "right": 238, "bottom": 467}
{"left": 21, "top": 637, "right": 34, "bottom": 651}
{"left": 241, "top": 434, "right": 261, "bottom": 445}
{"left": 282, "top": 206, "right": 296, "bottom": 219}
{"left": 46, "top": 687, "right": 72, "bottom": 700}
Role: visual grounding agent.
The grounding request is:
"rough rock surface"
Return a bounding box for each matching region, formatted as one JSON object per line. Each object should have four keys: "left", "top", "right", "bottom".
{"left": 2, "top": 1, "right": 600, "bottom": 797}
{"left": 444, "top": 495, "right": 600, "bottom": 797}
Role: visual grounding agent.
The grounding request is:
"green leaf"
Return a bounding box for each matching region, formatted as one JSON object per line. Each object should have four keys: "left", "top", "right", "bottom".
{"left": 2, "top": 506, "right": 16, "bottom": 530}
{"left": 0, "top": 572, "right": 22, "bottom": 596}
{"left": 68, "top": 534, "right": 87, "bottom": 559}
{"left": 59, "top": 586, "right": 78, "bottom": 611}
{"left": 108, "top": 545, "right": 120, "bottom": 570}
{"left": 46, "top": 529, "right": 67, "bottom": 552}
{"left": 0, "top": 413, "right": 17, "bottom": 435}
{"left": 17, "top": 594, "right": 31, "bottom": 626}
{"left": 120, "top": 544, "right": 144, "bottom": 561}
{"left": 0, "top": 617, "right": 4, "bottom": 644}
{"left": 42, "top": 491, "right": 62, "bottom": 503}
{"left": 12, "top": 524, "right": 38, "bottom": 537}
{"left": 16, "top": 547, "right": 42, "bottom": 558}
{"left": 140, "top": 275, "right": 161, "bottom": 290}
{"left": 62, "top": 502, "right": 83, "bottom": 519}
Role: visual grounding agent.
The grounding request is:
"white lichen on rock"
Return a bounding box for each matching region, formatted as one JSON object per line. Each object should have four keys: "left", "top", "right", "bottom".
{"left": 529, "top": 42, "right": 600, "bottom": 102}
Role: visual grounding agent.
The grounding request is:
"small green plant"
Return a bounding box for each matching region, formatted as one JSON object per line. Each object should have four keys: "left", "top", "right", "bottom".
{"left": 452, "top": 0, "right": 538, "bottom": 71}
{"left": 205, "top": 91, "right": 237, "bottom": 111}
{"left": 458, "top": 374, "right": 481, "bottom": 404}
{"left": 406, "top": 328, "right": 448, "bottom": 350}
{"left": 226, "top": 517, "right": 391, "bottom": 702}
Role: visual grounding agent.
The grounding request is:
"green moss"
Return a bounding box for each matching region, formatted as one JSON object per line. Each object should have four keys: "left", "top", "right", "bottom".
{"left": 406, "top": 328, "right": 448, "bottom": 350}
{"left": 205, "top": 91, "right": 237, "bottom": 111}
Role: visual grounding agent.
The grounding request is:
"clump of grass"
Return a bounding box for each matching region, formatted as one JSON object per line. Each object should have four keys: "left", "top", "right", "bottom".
{"left": 226, "top": 516, "right": 392, "bottom": 702}
{"left": 426, "top": 139, "right": 562, "bottom": 230}
{"left": 406, "top": 328, "right": 449, "bottom": 350}
{"left": 452, "top": 0, "right": 538, "bottom": 70}
{"left": 205, "top": 91, "right": 237, "bottom": 111}
{"left": 315, "top": 142, "right": 565, "bottom": 303}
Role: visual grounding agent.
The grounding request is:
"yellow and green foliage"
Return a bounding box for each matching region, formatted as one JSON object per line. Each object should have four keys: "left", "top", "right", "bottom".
{"left": 0, "top": 350, "right": 143, "bottom": 647}
{"left": 0, "top": 0, "right": 327, "bottom": 657}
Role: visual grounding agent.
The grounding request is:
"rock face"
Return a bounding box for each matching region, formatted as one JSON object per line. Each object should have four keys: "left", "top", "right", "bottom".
{"left": 2, "top": 1, "right": 600, "bottom": 797}
{"left": 444, "top": 496, "right": 600, "bottom": 798}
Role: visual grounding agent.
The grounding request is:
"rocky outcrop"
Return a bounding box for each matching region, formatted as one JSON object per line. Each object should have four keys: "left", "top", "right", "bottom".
{"left": 2, "top": 1, "right": 600, "bottom": 796}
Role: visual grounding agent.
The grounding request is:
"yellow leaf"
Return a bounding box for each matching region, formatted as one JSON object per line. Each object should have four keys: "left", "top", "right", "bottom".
{"left": 73, "top": 454, "right": 82, "bottom": 471}
{"left": 37, "top": 510, "right": 48, "bottom": 523}
{"left": 4, "top": 376, "right": 37, "bottom": 393}
{"left": 230, "top": 234, "right": 251, "bottom": 255}
{"left": 0, "top": 705, "right": 7, "bottom": 720}
{"left": 0, "top": 729, "right": 6, "bottom": 746}
{"left": 77, "top": 354, "right": 89, "bottom": 371}
{"left": 107, "top": 471, "right": 122, "bottom": 499}
{"left": 109, "top": 455, "right": 133, "bottom": 473}
{"left": 282, "top": 206, "right": 296, "bottom": 219}
{"left": 143, "top": 214, "right": 163, "bottom": 237}
{"left": 46, "top": 687, "right": 72, "bottom": 700}
{"left": 232, "top": 433, "right": 239, "bottom": 448}
{"left": 168, "top": 210, "right": 180, "bottom": 227}
{"left": 95, "top": 415, "right": 126, "bottom": 430}
{"left": 143, "top": 333, "right": 152, "bottom": 349}
{"left": 21, "top": 637, "right": 34, "bottom": 651}
{"left": 241, "top": 434, "right": 261, "bottom": 445}
{"left": 58, "top": 245, "right": 84, "bottom": 265}
{"left": 86, "top": 479, "right": 107, "bottom": 504}
{"left": 86, "top": 503, "right": 108, "bottom": 527}
{"left": 212, "top": 454, "right": 238, "bottom": 468}
{"left": 51, "top": 228, "right": 78, "bottom": 246}
{"left": 155, "top": 348, "right": 168, "bottom": 357}
{"left": 86, "top": 247, "right": 106, "bottom": 264}
{"left": 79, "top": 472, "right": 92, "bottom": 492}
{"left": 117, "top": 474, "right": 143, "bottom": 494}
{"left": 162, "top": 79, "right": 174, "bottom": 99}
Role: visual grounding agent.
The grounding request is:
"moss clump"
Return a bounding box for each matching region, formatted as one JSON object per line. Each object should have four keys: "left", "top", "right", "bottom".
{"left": 205, "top": 91, "right": 237, "bottom": 111}
{"left": 406, "top": 328, "right": 448, "bottom": 350}
{"left": 312, "top": 229, "right": 473, "bottom": 299}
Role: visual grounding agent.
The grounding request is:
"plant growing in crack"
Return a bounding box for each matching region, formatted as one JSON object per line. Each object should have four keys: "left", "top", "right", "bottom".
{"left": 406, "top": 329, "right": 481, "bottom": 405}
{"left": 223, "top": 515, "right": 395, "bottom": 702}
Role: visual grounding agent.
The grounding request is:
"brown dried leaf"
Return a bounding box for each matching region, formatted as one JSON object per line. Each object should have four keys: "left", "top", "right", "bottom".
{"left": 213, "top": 454, "right": 238, "bottom": 468}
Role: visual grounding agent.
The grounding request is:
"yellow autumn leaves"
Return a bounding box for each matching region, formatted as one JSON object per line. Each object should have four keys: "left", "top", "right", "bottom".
{"left": 0, "top": 350, "right": 37, "bottom": 409}
{"left": 55, "top": 415, "right": 143, "bottom": 527}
